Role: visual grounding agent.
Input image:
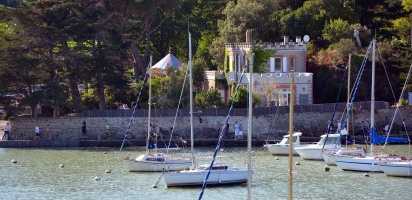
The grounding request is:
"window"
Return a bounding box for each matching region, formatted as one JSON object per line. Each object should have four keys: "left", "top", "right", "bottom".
{"left": 274, "top": 57, "right": 282, "bottom": 72}
{"left": 289, "top": 57, "right": 295, "bottom": 71}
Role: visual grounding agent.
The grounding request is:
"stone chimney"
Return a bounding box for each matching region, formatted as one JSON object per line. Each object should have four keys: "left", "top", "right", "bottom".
{"left": 246, "top": 29, "right": 252, "bottom": 43}
{"left": 284, "top": 36, "right": 289, "bottom": 44}
{"left": 296, "top": 36, "right": 301, "bottom": 43}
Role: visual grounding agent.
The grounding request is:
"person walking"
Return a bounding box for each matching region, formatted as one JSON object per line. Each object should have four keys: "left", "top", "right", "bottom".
{"left": 337, "top": 121, "right": 341, "bottom": 133}
{"left": 46, "top": 124, "right": 51, "bottom": 140}
{"left": 35, "top": 125, "right": 40, "bottom": 140}
{"left": 104, "top": 121, "right": 110, "bottom": 136}
{"left": 238, "top": 124, "right": 244, "bottom": 140}
{"left": 81, "top": 120, "right": 88, "bottom": 139}
{"left": 2, "top": 122, "right": 10, "bottom": 140}
{"left": 234, "top": 121, "right": 240, "bottom": 140}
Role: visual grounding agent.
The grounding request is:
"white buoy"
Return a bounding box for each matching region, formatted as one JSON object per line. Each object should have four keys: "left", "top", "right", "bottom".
{"left": 59, "top": 164, "right": 64, "bottom": 168}
{"left": 105, "top": 169, "right": 111, "bottom": 173}
{"left": 295, "top": 162, "right": 300, "bottom": 165}
{"left": 95, "top": 176, "right": 101, "bottom": 181}
{"left": 364, "top": 173, "right": 369, "bottom": 177}
{"left": 152, "top": 184, "right": 158, "bottom": 188}
{"left": 275, "top": 157, "right": 279, "bottom": 160}
{"left": 11, "top": 159, "right": 17, "bottom": 163}
{"left": 220, "top": 148, "right": 224, "bottom": 152}
{"left": 324, "top": 165, "right": 330, "bottom": 171}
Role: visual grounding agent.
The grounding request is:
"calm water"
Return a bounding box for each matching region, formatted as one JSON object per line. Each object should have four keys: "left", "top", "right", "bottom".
{"left": 1, "top": 145, "right": 412, "bottom": 200}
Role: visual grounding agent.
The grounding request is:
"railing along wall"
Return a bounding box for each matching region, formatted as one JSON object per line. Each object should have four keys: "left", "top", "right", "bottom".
{"left": 81, "top": 101, "right": 387, "bottom": 118}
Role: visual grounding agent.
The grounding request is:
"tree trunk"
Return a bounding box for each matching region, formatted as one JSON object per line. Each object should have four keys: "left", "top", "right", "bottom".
{"left": 97, "top": 71, "right": 106, "bottom": 110}
{"left": 53, "top": 98, "right": 60, "bottom": 117}
{"left": 131, "top": 42, "right": 146, "bottom": 81}
{"left": 30, "top": 105, "right": 37, "bottom": 118}
{"left": 68, "top": 77, "right": 83, "bottom": 112}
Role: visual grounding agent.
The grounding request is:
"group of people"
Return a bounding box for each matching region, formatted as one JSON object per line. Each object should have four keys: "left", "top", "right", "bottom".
{"left": 326, "top": 120, "right": 342, "bottom": 134}
{"left": 34, "top": 124, "right": 51, "bottom": 140}
{"left": 220, "top": 121, "right": 244, "bottom": 140}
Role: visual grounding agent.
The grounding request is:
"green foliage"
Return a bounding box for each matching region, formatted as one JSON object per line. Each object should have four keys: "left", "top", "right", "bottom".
{"left": 399, "top": 98, "right": 409, "bottom": 106}
{"left": 391, "top": 17, "right": 411, "bottom": 42}
{"left": 81, "top": 90, "right": 99, "bottom": 110}
{"left": 251, "top": 46, "right": 276, "bottom": 73}
{"left": 322, "top": 19, "right": 350, "bottom": 45}
{"left": 194, "top": 89, "right": 224, "bottom": 108}
{"left": 227, "top": 87, "right": 260, "bottom": 108}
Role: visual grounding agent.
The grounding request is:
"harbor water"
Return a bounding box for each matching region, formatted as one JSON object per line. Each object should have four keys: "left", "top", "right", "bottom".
{"left": 1, "top": 145, "right": 411, "bottom": 200}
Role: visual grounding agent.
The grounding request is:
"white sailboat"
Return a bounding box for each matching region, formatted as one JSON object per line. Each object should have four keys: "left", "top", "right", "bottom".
{"left": 126, "top": 56, "right": 191, "bottom": 172}
{"left": 377, "top": 64, "right": 412, "bottom": 177}
{"left": 163, "top": 34, "right": 250, "bottom": 187}
{"left": 380, "top": 159, "right": 412, "bottom": 177}
{"left": 333, "top": 40, "right": 404, "bottom": 172}
{"left": 294, "top": 133, "right": 343, "bottom": 160}
{"left": 264, "top": 132, "right": 303, "bottom": 156}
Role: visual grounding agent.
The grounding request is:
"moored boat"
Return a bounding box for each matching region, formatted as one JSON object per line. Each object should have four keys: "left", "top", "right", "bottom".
{"left": 294, "top": 133, "right": 342, "bottom": 160}
{"left": 163, "top": 163, "right": 248, "bottom": 187}
{"left": 264, "top": 132, "right": 303, "bottom": 156}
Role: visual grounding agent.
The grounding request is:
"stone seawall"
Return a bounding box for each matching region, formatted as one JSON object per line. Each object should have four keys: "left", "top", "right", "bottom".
{"left": 4, "top": 107, "right": 410, "bottom": 144}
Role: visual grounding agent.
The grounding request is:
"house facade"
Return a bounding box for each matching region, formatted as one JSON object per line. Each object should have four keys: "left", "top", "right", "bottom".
{"left": 205, "top": 33, "right": 313, "bottom": 106}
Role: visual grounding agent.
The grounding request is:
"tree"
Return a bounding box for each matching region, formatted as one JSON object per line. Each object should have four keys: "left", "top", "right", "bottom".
{"left": 195, "top": 89, "right": 224, "bottom": 108}
{"left": 322, "top": 19, "right": 351, "bottom": 45}
{"left": 210, "top": 0, "right": 278, "bottom": 69}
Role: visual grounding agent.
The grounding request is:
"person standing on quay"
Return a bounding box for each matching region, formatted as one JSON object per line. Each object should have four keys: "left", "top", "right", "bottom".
{"left": 225, "top": 123, "right": 230, "bottom": 139}
{"left": 2, "top": 122, "right": 10, "bottom": 140}
{"left": 198, "top": 116, "right": 203, "bottom": 131}
{"left": 35, "top": 125, "right": 40, "bottom": 140}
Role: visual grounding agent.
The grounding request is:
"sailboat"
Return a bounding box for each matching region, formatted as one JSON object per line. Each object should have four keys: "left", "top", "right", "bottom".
{"left": 163, "top": 33, "right": 250, "bottom": 187}
{"left": 333, "top": 40, "right": 404, "bottom": 172}
{"left": 126, "top": 56, "right": 191, "bottom": 172}
{"left": 264, "top": 132, "right": 303, "bottom": 156}
{"left": 377, "top": 63, "right": 412, "bottom": 177}
{"left": 294, "top": 133, "right": 343, "bottom": 160}
{"left": 321, "top": 55, "right": 366, "bottom": 166}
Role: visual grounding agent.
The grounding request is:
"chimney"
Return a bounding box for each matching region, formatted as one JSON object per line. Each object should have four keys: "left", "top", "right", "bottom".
{"left": 284, "top": 36, "right": 289, "bottom": 44}
{"left": 246, "top": 29, "right": 252, "bottom": 43}
{"left": 296, "top": 36, "right": 301, "bottom": 43}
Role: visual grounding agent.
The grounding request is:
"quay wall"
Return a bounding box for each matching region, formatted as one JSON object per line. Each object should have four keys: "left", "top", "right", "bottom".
{"left": 4, "top": 107, "right": 411, "bottom": 144}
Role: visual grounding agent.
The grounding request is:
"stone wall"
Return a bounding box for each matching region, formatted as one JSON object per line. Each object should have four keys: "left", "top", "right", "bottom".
{"left": 7, "top": 107, "right": 411, "bottom": 141}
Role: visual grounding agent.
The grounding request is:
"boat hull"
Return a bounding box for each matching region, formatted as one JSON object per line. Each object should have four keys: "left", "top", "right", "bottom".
{"left": 322, "top": 148, "right": 366, "bottom": 166}
{"left": 334, "top": 156, "right": 382, "bottom": 172}
{"left": 163, "top": 168, "right": 248, "bottom": 187}
{"left": 295, "top": 147, "right": 339, "bottom": 160}
{"left": 380, "top": 161, "right": 412, "bottom": 177}
{"left": 264, "top": 144, "right": 299, "bottom": 156}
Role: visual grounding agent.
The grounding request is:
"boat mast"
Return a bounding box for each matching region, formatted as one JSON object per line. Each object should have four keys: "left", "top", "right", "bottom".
{"left": 247, "top": 53, "right": 254, "bottom": 200}
{"left": 189, "top": 32, "right": 195, "bottom": 169}
{"left": 370, "top": 39, "right": 376, "bottom": 155}
{"left": 347, "top": 54, "right": 351, "bottom": 146}
{"left": 288, "top": 71, "right": 295, "bottom": 200}
{"left": 147, "top": 55, "right": 153, "bottom": 154}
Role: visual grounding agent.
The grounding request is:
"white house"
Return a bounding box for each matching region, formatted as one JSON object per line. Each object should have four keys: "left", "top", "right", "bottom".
{"left": 205, "top": 32, "right": 313, "bottom": 106}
